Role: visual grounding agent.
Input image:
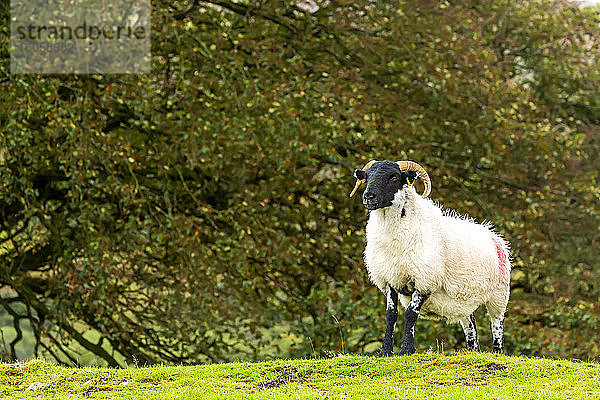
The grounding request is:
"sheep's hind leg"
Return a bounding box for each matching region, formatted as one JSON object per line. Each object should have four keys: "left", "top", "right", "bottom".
{"left": 377, "top": 286, "right": 398, "bottom": 357}
{"left": 490, "top": 315, "right": 504, "bottom": 353}
{"left": 459, "top": 314, "right": 480, "bottom": 351}
{"left": 398, "top": 290, "right": 429, "bottom": 356}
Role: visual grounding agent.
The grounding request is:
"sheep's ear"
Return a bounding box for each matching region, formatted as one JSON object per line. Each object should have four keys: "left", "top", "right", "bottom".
{"left": 405, "top": 170, "right": 419, "bottom": 186}
{"left": 354, "top": 169, "right": 367, "bottom": 181}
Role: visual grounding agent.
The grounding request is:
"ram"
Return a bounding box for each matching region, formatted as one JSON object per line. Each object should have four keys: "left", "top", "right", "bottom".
{"left": 350, "top": 160, "right": 511, "bottom": 356}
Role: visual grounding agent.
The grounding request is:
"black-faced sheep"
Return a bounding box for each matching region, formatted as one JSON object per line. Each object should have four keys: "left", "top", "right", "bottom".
{"left": 350, "top": 160, "right": 511, "bottom": 356}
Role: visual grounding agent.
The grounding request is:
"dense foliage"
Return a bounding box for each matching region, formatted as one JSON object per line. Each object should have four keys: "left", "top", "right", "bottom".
{"left": 1, "top": 0, "right": 599, "bottom": 365}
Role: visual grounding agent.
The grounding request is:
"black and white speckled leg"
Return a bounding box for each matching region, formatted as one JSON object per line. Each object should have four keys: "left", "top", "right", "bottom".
{"left": 459, "top": 314, "right": 480, "bottom": 351}
{"left": 491, "top": 315, "right": 504, "bottom": 353}
{"left": 398, "top": 290, "right": 429, "bottom": 356}
{"left": 377, "top": 286, "right": 398, "bottom": 357}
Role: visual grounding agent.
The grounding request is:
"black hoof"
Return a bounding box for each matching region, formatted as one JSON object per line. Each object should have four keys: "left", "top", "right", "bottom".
{"left": 398, "top": 347, "right": 415, "bottom": 356}
{"left": 376, "top": 349, "right": 393, "bottom": 357}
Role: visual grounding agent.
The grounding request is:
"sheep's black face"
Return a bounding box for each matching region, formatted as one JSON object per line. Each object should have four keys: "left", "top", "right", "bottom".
{"left": 354, "top": 161, "right": 418, "bottom": 210}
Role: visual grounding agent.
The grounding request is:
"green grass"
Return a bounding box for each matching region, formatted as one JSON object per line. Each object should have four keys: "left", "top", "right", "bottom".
{"left": 1, "top": 352, "right": 599, "bottom": 399}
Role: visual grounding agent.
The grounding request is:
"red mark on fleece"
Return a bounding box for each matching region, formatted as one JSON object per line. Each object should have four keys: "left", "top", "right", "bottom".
{"left": 493, "top": 237, "right": 508, "bottom": 276}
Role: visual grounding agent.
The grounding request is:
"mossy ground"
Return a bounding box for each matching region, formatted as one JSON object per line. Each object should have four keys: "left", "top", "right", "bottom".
{"left": 1, "top": 352, "right": 599, "bottom": 399}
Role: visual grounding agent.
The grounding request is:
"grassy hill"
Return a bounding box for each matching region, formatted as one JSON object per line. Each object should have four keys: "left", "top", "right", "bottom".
{"left": 1, "top": 352, "right": 599, "bottom": 399}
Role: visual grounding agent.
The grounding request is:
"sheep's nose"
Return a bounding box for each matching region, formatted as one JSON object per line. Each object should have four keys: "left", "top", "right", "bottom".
{"left": 363, "top": 192, "right": 375, "bottom": 200}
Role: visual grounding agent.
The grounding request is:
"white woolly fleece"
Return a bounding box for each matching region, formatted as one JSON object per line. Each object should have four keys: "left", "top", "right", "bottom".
{"left": 364, "top": 186, "right": 511, "bottom": 324}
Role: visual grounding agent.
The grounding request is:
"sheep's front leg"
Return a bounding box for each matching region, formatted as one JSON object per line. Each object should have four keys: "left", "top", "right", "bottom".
{"left": 398, "top": 290, "right": 429, "bottom": 356}
{"left": 377, "top": 286, "right": 398, "bottom": 357}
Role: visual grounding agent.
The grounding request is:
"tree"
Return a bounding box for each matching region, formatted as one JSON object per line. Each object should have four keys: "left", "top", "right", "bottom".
{"left": 1, "top": 0, "right": 599, "bottom": 365}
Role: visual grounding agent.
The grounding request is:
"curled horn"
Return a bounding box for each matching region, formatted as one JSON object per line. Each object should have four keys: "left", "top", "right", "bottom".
{"left": 349, "top": 160, "right": 378, "bottom": 198}
{"left": 396, "top": 161, "right": 431, "bottom": 198}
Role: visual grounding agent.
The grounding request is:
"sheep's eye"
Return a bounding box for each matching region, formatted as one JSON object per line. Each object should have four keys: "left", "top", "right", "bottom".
{"left": 390, "top": 176, "right": 399, "bottom": 183}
